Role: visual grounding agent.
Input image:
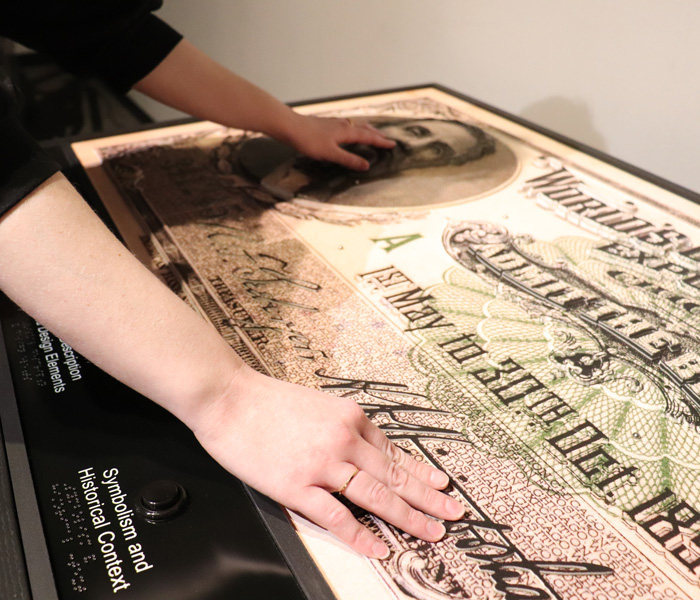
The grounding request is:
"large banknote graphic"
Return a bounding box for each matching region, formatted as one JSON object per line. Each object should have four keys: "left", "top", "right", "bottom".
{"left": 72, "top": 87, "right": 700, "bottom": 599}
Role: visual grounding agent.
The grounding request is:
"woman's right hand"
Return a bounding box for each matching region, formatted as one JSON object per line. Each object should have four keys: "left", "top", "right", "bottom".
{"left": 192, "top": 367, "right": 466, "bottom": 559}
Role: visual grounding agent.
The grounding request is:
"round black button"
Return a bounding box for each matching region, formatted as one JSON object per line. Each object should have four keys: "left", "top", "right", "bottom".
{"left": 137, "top": 480, "right": 188, "bottom": 522}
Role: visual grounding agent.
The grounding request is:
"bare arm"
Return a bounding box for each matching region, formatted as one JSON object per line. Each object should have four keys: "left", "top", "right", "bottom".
{"left": 0, "top": 174, "right": 464, "bottom": 558}
{"left": 133, "top": 39, "right": 395, "bottom": 170}
{"left": 0, "top": 173, "right": 238, "bottom": 421}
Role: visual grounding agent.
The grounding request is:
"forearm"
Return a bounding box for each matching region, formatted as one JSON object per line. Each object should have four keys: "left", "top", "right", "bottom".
{"left": 0, "top": 173, "right": 241, "bottom": 427}
{"left": 0, "top": 173, "right": 464, "bottom": 558}
{"left": 132, "top": 39, "right": 396, "bottom": 170}
{"left": 133, "top": 39, "right": 302, "bottom": 143}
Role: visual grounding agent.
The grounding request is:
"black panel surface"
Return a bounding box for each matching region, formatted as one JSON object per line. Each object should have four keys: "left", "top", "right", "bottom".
{"left": 0, "top": 296, "right": 320, "bottom": 599}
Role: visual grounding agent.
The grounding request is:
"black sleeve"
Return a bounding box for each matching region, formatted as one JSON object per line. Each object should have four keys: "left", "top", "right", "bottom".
{"left": 0, "top": 73, "right": 60, "bottom": 218}
{"left": 1, "top": 1, "right": 183, "bottom": 93}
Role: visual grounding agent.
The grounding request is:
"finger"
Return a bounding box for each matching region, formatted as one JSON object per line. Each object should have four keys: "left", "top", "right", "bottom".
{"left": 341, "top": 469, "right": 448, "bottom": 543}
{"left": 386, "top": 441, "right": 451, "bottom": 491}
{"left": 324, "top": 146, "right": 371, "bottom": 171}
{"left": 356, "top": 129, "right": 397, "bottom": 148}
{"left": 341, "top": 122, "right": 396, "bottom": 149}
{"left": 336, "top": 464, "right": 360, "bottom": 496}
{"left": 359, "top": 419, "right": 450, "bottom": 489}
{"left": 349, "top": 443, "right": 464, "bottom": 521}
{"left": 297, "top": 487, "right": 391, "bottom": 559}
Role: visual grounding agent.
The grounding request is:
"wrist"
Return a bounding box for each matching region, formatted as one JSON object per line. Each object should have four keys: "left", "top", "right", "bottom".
{"left": 185, "top": 359, "right": 253, "bottom": 442}
{"left": 266, "top": 108, "right": 306, "bottom": 146}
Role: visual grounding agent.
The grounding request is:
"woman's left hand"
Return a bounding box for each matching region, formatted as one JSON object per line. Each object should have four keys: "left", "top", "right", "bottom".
{"left": 285, "top": 113, "right": 395, "bottom": 171}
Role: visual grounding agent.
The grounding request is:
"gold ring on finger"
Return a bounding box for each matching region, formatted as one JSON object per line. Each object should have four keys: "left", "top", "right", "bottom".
{"left": 338, "top": 467, "right": 360, "bottom": 496}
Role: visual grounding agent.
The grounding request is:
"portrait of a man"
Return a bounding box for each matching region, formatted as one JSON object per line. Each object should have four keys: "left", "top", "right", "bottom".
{"left": 223, "top": 116, "right": 519, "bottom": 209}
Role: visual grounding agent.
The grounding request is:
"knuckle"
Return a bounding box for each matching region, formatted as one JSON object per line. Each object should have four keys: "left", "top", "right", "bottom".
{"left": 405, "top": 507, "right": 425, "bottom": 531}
{"left": 376, "top": 435, "right": 394, "bottom": 455}
{"left": 386, "top": 460, "right": 410, "bottom": 491}
{"left": 339, "top": 398, "right": 366, "bottom": 424}
{"left": 419, "top": 483, "right": 439, "bottom": 507}
{"left": 326, "top": 503, "right": 349, "bottom": 530}
{"left": 367, "top": 479, "right": 391, "bottom": 505}
{"left": 348, "top": 523, "right": 368, "bottom": 549}
{"left": 388, "top": 442, "right": 406, "bottom": 463}
{"left": 328, "top": 422, "right": 355, "bottom": 447}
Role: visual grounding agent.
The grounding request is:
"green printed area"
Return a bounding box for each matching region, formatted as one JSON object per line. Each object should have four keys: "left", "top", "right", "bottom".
{"left": 371, "top": 233, "right": 423, "bottom": 253}
{"left": 407, "top": 235, "right": 700, "bottom": 528}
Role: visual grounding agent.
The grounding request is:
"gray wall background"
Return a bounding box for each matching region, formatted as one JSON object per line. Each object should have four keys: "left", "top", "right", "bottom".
{"left": 131, "top": 0, "right": 700, "bottom": 193}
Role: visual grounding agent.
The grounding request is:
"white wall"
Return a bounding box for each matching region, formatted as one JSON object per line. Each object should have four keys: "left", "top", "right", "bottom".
{"left": 132, "top": 0, "right": 700, "bottom": 193}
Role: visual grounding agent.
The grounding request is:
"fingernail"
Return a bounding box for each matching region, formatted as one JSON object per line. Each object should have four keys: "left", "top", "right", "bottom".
{"left": 427, "top": 519, "right": 446, "bottom": 540}
{"left": 372, "top": 542, "right": 390, "bottom": 560}
{"left": 430, "top": 470, "right": 449, "bottom": 488}
{"left": 447, "top": 498, "right": 466, "bottom": 519}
